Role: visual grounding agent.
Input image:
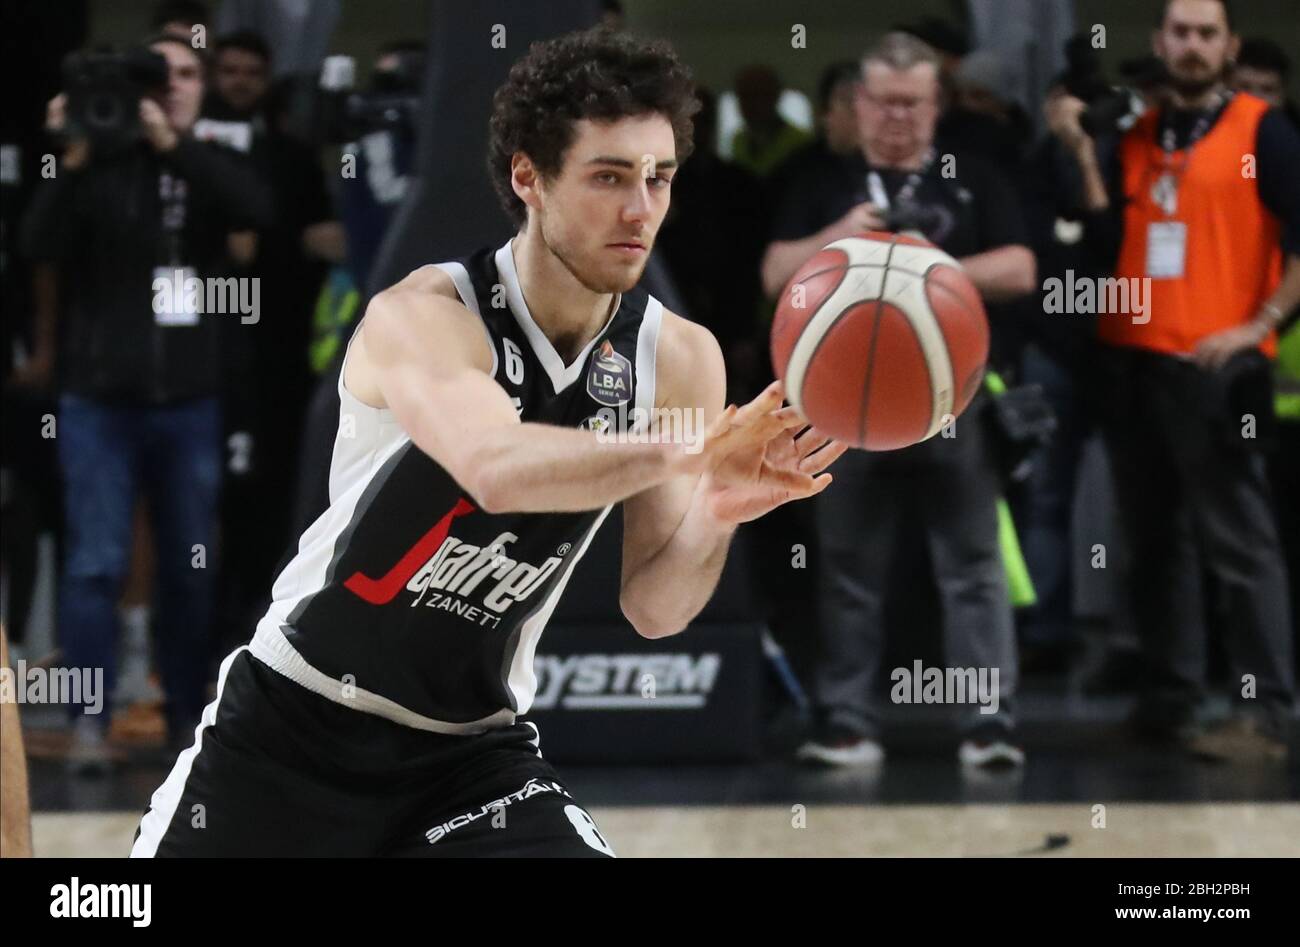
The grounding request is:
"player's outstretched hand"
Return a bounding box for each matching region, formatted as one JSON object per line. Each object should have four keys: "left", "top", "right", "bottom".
{"left": 693, "top": 381, "right": 847, "bottom": 525}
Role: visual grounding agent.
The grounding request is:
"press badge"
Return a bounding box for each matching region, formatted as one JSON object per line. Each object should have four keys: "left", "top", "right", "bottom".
{"left": 152, "top": 266, "right": 201, "bottom": 326}
{"left": 1146, "top": 222, "right": 1187, "bottom": 279}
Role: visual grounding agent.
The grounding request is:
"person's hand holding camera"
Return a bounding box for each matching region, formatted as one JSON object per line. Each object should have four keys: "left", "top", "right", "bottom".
{"left": 830, "top": 201, "right": 887, "bottom": 241}
{"left": 1044, "top": 88, "right": 1110, "bottom": 212}
{"left": 44, "top": 93, "right": 90, "bottom": 170}
{"left": 1044, "top": 90, "right": 1090, "bottom": 155}
{"left": 139, "top": 98, "right": 179, "bottom": 153}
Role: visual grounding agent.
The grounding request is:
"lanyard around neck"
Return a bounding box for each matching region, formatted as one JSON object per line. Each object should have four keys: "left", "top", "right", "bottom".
{"left": 866, "top": 147, "right": 937, "bottom": 211}
{"left": 1158, "top": 87, "right": 1232, "bottom": 165}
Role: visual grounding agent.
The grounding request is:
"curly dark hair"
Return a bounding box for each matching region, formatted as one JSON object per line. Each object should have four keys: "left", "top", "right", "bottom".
{"left": 487, "top": 28, "right": 699, "bottom": 227}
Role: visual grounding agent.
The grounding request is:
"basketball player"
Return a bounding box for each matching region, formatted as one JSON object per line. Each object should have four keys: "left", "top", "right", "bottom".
{"left": 131, "top": 28, "right": 845, "bottom": 857}
{"left": 1, "top": 627, "right": 34, "bottom": 857}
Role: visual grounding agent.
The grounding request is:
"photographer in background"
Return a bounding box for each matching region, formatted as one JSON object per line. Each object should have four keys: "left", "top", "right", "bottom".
{"left": 20, "top": 34, "right": 270, "bottom": 769}
{"left": 1012, "top": 53, "right": 1169, "bottom": 680}
{"left": 1046, "top": 0, "right": 1300, "bottom": 761}
{"left": 200, "top": 31, "right": 344, "bottom": 654}
{"left": 762, "top": 32, "right": 1035, "bottom": 769}
{"left": 332, "top": 40, "right": 424, "bottom": 294}
{"left": 287, "top": 41, "right": 425, "bottom": 543}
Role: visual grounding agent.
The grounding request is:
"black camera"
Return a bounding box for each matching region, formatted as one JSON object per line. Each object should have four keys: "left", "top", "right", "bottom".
{"left": 62, "top": 47, "right": 169, "bottom": 154}
{"left": 1059, "top": 36, "right": 1166, "bottom": 138}
{"left": 1079, "top": 87, "right": 1147, "bottom": 137}
{"left": 316, "top": 53, "right": 423, "bottom": 144}
{"left": 882, "top": 202, "right": 945, "bottom": 238}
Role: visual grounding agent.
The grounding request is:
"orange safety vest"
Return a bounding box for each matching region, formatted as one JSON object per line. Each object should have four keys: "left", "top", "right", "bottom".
{"left": 1102, "top": 93, "right": 1282, "bottom": 357}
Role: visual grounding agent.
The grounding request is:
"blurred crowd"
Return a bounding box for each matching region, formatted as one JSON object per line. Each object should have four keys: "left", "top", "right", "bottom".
{"left": 1, "top": 0, "right": 1297, "bottom": 771}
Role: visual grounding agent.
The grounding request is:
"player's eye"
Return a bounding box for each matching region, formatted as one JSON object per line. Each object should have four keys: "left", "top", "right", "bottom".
{"left": 647, "top": 175, "right": 671, "bottom": 189}
{"left": 595, "top": 171, "right": 620, "bottom": 185}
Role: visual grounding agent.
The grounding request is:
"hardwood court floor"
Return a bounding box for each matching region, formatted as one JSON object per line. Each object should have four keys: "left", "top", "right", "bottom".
{"left": 30, "top": 803, "right": 1300, "bottom": 857}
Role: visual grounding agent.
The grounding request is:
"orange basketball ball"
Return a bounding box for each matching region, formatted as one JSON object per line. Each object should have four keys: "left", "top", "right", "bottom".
{"left": 770, "top": 231, "right": 989, "bottom": 450}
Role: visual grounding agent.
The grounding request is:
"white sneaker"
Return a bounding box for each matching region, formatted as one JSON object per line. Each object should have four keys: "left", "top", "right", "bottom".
{"left": 796, "top": 727, "right": 885, "bottom": 767}
{"left": 958, "top": 737, "right": 1026, "bottom": 768}
{"left": 66, "top": 716, "right": 113, "bottom": 776}
{"left": 115, "top": 605, "right": 163, "bottom": 704}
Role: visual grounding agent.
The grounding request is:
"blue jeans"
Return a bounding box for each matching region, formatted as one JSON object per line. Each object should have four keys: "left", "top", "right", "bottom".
{"left": 57, "top": 394, "right": 222, "bottom": 735}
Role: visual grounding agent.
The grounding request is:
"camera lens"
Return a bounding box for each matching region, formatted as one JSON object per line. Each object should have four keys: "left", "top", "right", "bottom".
{"left": 86, "top": 91, "right": 123, "bottom": 129}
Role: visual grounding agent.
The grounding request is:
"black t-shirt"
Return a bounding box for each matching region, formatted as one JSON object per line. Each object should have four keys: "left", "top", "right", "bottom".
{"left": 769, "top": 147, "right": 1032, "bottom": 373}
{"left": 20, "top": 138, "right": 272, "bottom": 403}
{"left": 769, "top": 147, "right": 1030, "bottom": 259}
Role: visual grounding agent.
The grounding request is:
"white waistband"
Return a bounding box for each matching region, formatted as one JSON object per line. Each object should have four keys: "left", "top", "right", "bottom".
{"left": 249, "top": 619, "right": 517, "bottom": 736}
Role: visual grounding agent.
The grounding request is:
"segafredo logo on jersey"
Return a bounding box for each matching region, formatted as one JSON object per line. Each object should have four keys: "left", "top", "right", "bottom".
{"left": 342, "top": 497, "right": 564, "bottom": 628}
{"left": 404, "top": 527, "right": 563, "bottom": 623}
{"left": 345, "top": 496, "right": 564, "bottom": 621}
{"left": 532, "top": 653, "right": 721, "bottom": 709}
{"left": 587, "top": 339, "right": 631, "bottom": 406}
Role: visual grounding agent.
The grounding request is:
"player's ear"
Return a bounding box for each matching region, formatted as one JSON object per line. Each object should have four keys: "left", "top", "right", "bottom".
{"left": 511, "top": 152, "right": 544, "bottom": 215}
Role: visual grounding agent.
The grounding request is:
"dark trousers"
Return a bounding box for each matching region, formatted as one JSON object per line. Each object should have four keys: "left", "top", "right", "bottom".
{"left": 1269, "top": 420, "right": 1300, "bottom": 681}
{"left": 57, "top": 394, "right": 222, "bottom": 736}
{"left": 811, "top": 405, "right": 1017, "bottom": 739}
{"left": 133, "top": 650, "right": 613, "bottom": 857}
{"left": 1017, "top": 342, "right": 1091, "bottom": 647}
{"left": 1096, "top": 347, "right": 1295, "bottom": 733}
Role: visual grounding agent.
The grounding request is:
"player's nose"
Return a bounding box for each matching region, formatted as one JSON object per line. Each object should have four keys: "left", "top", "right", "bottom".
{"left": 623, "top": 181, "right": 653, "bottom": 223}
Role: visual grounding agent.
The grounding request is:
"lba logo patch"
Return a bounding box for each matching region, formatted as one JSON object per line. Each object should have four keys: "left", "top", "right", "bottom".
{"left": 587, "top": 340, "right": 631, "bottom": 406}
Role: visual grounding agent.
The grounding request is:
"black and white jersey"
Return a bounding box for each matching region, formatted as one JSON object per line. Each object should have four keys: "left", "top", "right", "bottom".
{"left": 250, "top": 240, "right": 664, "bottom": 734}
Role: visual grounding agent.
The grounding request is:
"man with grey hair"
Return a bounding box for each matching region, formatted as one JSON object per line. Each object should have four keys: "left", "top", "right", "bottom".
{"left": 763, "top": 32, "right": 1037, "bottom": 769}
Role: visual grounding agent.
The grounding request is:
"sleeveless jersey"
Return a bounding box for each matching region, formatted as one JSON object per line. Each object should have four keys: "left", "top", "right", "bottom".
{"left": 250, "top": 239, "right": 664, "bottom": 734}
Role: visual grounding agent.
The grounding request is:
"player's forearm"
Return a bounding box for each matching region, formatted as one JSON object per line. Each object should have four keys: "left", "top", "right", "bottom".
{"left": 468, "top": 422, "right": 690, "bottom": 514}
{"left": 1, "top": 629, "right": 33, "bottom": 858}
{"left": 619, "top": 480, "right": 736, "bottom": 639}
{"left": 959, "top": 245, "right": 1037, "bottom": 303}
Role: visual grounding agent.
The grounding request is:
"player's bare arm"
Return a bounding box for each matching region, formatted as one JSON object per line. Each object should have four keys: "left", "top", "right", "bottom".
{"left": 349, "top": 266, "right": 799, "bottom": 515}
{"left": 619, "top": 311, "right": 847, "bottom": 639}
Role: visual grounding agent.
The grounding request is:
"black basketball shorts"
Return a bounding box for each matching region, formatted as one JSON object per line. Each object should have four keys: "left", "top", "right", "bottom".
{"left": 130, "top": 648, "right": 615, "bottom": 857}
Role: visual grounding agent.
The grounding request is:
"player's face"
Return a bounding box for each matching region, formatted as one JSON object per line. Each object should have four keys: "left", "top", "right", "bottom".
{"left": 1154, "top": 0, "right": 1239, "bottom": 96}
{"left": 535, "top": 115, "right": 677, "bottom": 294}
{"left": 856, "top": 63, "right": 940, "bottom": 161}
